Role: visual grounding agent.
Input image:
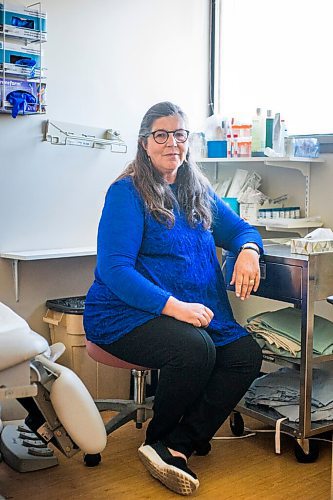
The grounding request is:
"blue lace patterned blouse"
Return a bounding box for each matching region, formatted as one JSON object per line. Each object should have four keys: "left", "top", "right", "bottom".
{"left": 83, "top": 176, "right": 263, "bottom": 346}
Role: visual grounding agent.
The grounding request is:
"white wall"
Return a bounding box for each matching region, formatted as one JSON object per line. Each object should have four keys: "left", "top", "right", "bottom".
{"left": 0, "top": 0, "right": 209, "bottom": 332}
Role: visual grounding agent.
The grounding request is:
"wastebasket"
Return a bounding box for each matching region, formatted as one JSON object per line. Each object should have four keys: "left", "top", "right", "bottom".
{"left": 43, "top": 296, "right": 130, "bottom": 399}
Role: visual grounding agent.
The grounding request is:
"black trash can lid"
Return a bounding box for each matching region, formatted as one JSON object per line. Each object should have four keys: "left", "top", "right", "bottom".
{"left": 46, "top": 296, "right": 86, "bottom": 314}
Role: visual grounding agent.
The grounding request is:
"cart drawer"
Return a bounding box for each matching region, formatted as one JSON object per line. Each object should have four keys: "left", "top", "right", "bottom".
{"left": 223, "top": 255, "right": 303, "bottom": 303}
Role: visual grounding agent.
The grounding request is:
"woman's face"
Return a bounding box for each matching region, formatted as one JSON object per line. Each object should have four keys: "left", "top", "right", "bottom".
{"left": 143, "top": 114, "right": 188, "bottom": 183}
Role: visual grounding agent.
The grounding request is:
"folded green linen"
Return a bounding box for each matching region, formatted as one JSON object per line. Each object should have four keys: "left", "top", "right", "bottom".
{"left": 246, "top": 307, "right": 333, "bottom": 357}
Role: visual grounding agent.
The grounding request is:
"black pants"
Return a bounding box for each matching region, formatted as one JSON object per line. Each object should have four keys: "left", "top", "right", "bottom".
{"left": 98, "top": 316, "right": 262, "bottom": 458}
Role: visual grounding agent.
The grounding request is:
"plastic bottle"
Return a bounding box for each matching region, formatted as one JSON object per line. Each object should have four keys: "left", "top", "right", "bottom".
{"left": 265, "top": 109, "right": 274, "bottom": 149}
{"left": 279, "top": 119, "right": 287, "bottom": 156}
{"left": 205, "top": 114, "right": 222, "bottom": 141}
{"left": 226, "top": 133, "right": 232, "bottom": 158}
{"left": 272, "top": 113, "right": 282, "bottom": 156}
{"left": 232, "top": 134, "right": 239, "bottom": 158}
{"left": 189, "top": 132, "right": 206, "bottom": 160}
{"left": 251, "top": 108, "right": 266, "bottom": 156}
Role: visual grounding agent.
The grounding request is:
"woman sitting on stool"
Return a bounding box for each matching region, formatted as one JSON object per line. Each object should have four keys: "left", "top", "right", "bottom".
{"left": 83, "top": 101, "right": 263, "bottom": 496}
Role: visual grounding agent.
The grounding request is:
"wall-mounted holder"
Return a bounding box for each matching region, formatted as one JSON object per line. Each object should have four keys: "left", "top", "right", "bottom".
{"left": 44, "top": 120, "right": 127, "bottom": 153}
{"left": 0, "top": 2, "right": 47, "bottom": 116}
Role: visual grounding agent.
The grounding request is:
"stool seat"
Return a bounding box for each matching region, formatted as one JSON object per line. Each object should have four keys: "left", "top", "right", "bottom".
{"left": 85, "top": 340, "right": 149, "bottom": 371}
{"left": 85, "top": 338, "right": 155, "bottom": 446}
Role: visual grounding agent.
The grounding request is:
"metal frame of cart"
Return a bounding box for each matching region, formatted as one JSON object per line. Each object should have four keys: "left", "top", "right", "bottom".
{"left": 223, "top": 243, "right": 333, "bottom": 461}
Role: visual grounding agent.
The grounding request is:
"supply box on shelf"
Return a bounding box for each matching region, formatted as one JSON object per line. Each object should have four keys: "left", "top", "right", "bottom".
{"left": 0, "top": 40, "right": 43, "bottom": 77}
{"left": 291, "top": 238, "right": 333, "bottom": 255}
{"left": 0, "top": 77, "right": 46, "bottom": 113}
{"left": 43, "top": 296, "right": 130, "bottom": 399}
{"left": 0, "top": 2, "right": 47, "bottom": 41}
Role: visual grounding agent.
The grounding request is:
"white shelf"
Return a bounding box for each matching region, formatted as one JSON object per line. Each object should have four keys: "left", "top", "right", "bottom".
{"left": 197, "top": 156, "right": 324, "bottom": 164}
{"left": 198, "top": 156, "right": 323, "bottom": 177}
{"left": 198, "top": 156, "right": 325, "bottom": 219}
{"left": 0, "top": 246, "right": 96, "bottom": 261}
{"left": 0, "top": 246, "right": 96, "bottom": 301}
{"left": 254, "top": 218, "right": 323, "bottom": 237}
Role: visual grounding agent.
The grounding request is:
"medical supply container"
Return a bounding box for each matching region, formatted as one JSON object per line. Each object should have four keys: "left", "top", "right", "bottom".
{"left": 43, "top": 296, "right": 130, "bottom": 399}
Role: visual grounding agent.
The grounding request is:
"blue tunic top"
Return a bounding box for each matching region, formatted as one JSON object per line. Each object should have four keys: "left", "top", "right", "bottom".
{"left": 83, "top": 176, "right": 263, "bottom": 346}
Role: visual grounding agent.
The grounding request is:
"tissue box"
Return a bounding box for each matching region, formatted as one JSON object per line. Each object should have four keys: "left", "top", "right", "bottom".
{"left": 291, "top": 238, "right": 333, "bottom": 255}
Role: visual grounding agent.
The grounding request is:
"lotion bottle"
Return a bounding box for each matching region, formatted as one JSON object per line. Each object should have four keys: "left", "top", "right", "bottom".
{"left": 251, "top": 108, "right": 265, "bottom": 156}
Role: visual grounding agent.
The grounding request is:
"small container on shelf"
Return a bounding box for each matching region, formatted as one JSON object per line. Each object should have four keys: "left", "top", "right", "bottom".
{"left": 237, "top": 139, "right": 252, "bottom": 158}
{"left": 207, "top": 140, "right": 227, "bottom": 158}
{"left": 231, "top": 134, "right": 239, "bottom": 158}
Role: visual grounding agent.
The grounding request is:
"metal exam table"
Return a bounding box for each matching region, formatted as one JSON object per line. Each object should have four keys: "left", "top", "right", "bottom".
{"left": 223, "top": 242, "right": 333, "bottom": 461}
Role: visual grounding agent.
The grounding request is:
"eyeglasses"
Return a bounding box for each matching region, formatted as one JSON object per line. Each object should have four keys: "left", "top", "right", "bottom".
{"left": 147, "top": 129, "right": 189, "bottom": 144}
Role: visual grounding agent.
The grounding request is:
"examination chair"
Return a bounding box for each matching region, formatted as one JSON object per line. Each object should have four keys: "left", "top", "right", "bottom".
{"left": 0, "top": 302, "right": 107, "bottom": 473}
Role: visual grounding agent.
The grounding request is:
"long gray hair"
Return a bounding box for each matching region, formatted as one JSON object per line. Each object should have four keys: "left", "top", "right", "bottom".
{"left": 117, "top": 101, "right": 213, "bottom": 229}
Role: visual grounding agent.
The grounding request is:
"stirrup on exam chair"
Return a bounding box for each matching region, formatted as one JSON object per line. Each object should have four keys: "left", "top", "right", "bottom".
{"left": 0, "top": 302, "right": 107, "bottom": 472}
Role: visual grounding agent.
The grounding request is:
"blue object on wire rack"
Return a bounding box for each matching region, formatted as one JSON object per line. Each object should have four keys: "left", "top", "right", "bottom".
{"left": 6, "top": 90, "right": 37, "bottom": 118}
{"left": 15, "top": 58, "right": 37, "bottom": 78}
{"left": 11, "top": 16, "right": 34, "bottom": 29}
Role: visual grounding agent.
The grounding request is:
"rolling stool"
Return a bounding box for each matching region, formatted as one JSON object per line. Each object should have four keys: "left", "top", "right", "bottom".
{"left": 84, "top": 340, "right": 155, "bottom": 466}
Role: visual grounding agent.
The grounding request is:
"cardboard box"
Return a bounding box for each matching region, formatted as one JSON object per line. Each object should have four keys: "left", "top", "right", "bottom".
{"left": 291, "top": 238, "right": 333, "bottom": 255}
{"left": 0, "top": 77, "right": 46, "bottom": 113}
{"left": 0, "top": 41, "right": 42, "bottom": 67}
{"left": 43, "top": 309, "right": 131, "bottom": 399}
{"left": 0, "top": 40, "right": 43, "bottom": 77}
{"left": 0, "top": 2, "right": 47, "bottom": 41}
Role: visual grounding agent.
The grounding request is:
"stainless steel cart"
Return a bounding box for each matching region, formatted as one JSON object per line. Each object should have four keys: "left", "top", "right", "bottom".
{"left": 223, "top": 243, "right": 333, "bottom": 461}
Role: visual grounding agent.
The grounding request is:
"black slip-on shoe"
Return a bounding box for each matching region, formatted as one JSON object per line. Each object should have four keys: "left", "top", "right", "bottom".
{"left": 138, "top": 441, "right": 199, "bottom": 496}
{"left": 194, "top": 441, "right": 211, "bottom": 456}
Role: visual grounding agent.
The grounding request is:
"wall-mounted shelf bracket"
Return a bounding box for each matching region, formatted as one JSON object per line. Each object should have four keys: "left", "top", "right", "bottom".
{"left": 264, "top": 158, "right": 311, "bottom": 178}
{"left": 11, "top": 259, "right": 19, "bottom": 302}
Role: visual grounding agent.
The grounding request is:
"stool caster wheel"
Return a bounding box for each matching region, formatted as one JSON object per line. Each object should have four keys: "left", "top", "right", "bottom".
{"left": 136, "top": 423, "right": 143, "bottom": 429}
{"left": 294, "top": 440, "right": 319, "bottom": 463}
{"left": 84, "top": 453, "right": 101, "bottom": 467}
{"left": 230, "top": 411, "right": 244, "bottom": 436}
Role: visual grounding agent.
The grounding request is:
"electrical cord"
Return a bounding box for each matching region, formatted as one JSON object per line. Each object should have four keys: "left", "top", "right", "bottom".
{"left": 213, "top": 427, "right": 333, "bottom": 444}
{"left": 213, "top": 427, "right": 333, "bottom": 445}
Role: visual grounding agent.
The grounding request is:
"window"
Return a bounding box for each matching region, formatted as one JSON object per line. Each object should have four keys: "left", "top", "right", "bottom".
{"left": 215, "top": 0, "right": 333, "bottom": 135}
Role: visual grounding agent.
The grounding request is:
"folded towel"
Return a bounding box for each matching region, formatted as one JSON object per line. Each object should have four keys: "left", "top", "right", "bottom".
{"left": 245, "top": 366, "right": 333, "bottom": 422}
{"left": 246, "top": 307, "right": 333, "bottom": 358}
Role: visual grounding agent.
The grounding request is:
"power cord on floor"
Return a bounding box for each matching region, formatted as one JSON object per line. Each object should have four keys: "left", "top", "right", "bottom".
{"left": 213, "top": 427, "right": 333, "bottom": 444}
